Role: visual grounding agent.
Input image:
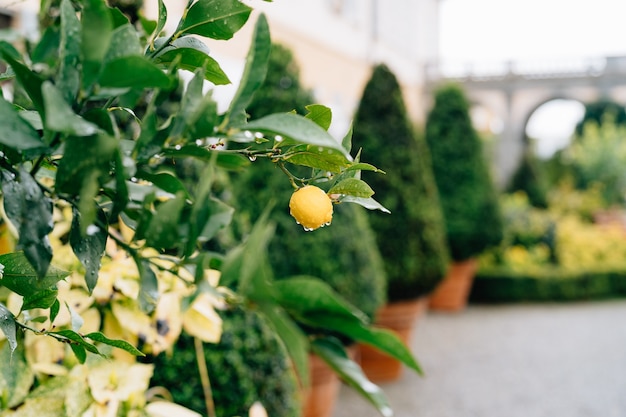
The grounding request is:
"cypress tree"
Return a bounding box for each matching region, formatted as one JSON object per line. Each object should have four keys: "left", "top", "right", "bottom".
{"left": 507, "top": 148, "right": 549, "bottom": 209}
{"left": 425, "top": 83, "right": 504, "bottom": 261}
{"left": 352, "top": 63, "right": 449, "bottom": 302}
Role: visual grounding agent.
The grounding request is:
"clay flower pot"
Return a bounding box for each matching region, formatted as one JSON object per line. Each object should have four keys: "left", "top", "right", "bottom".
{"left": 429, "top": 258, "right": 478, "bottom": 312}
{"left": 302, "top": 346, "right": 357, "bottom": 417}
{"left": 358, "top": 297, "right": 428, "bottom": 382}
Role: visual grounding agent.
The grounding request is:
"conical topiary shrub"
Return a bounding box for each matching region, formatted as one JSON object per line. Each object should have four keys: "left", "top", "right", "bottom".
{"left": 351, "top": 63, "right": 449, "bottom": 380}
{"left": 507, "top": 148, "right": 549, "bottom": 209}
{"left": 352, "top": 63, "right": 449, "bottom": 302}
{"left": 425, "top": 82, "right": 504, "bottom": 310}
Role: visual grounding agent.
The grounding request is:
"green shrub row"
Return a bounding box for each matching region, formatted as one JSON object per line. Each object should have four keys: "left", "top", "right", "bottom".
{"left": 471, "top": 267, "right": 626, "bottom": 303}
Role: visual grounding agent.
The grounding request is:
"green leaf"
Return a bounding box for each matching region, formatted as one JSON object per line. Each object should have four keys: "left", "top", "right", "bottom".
{"left": 0, "top": 47, "right": 45, "bottom": 114}
{"left": 0, "top": 303, "right": 17, "bottom": 353}
{"left": 56, "top": 133, "right": 118, "bottom": 194}
{"left": 56, "top": 133, "right": 118, "bottom": 230}
{"left": 0, "top": 97, "right": 47, "bottom": 152}
{"left": 0, "top": 341, "right": 35, "bottom": 407}
{"left": 144, "top": 192, "right": 187, "bottom": 250}
{"left": 84, "top": 331, "right": 145, "bottom": 356}
{"left": 153, "top": 37, "right": 230, "bottom": 85}
{"left": 81, "top": 0, "right": 114, "bottom": 89}
{"left": 149, "top": 0, "right": 167, "bottom": 50}
{"left": 21, "top": 288, "right": 58, "bottom": 311}
{"left": 69, "top": 343, "right": 87, "bottom": 363}
{"left": 111, "top": 147, "right": 131, "bottom": 219}
{"left": 223, "top": 13, "right": 270, "bottom": 127}
{"left": 328, "top": 178, "right": 375, "bottom": 198}
{"left": 170, "top": 69, "right": 218, "bottom": 139}
{"left": 136, "top": 258, "right": 159, "bottom": 314}
{"left": 51, "top": 329, "right": 100, "bottom": 355}
{"left": 105, "top": 23, "right": 142, "bottom": 62}
{"left": 133, "top": 111, "right": 163, "bottom": 161}
{"left": 244, "top": 113, "right": 352, "bottom": 160}
{"left": 345, "top": 162, "right": 384, "bottom": 173}
{"left": 100, "top": 55, "right": 173, "bottom": 89}
{"left": 108, "top": 5, "right": 130, "bottom": 27}
{"left": 311, "top": 337, "right": 392, "bottom": 417}
{"left": 273, "top": 276, "right": 369, "bottom": 324}
{"left": 135, "top": 170, "right": 189, "bottom": 197}
{"left": 257, "top": 303, "right": 310, "bottom": 388}
{"left": 305, "top": 104, "right": 332, "bottom": 131}
{"left": 338, "top": 195, "right": 391, "bottom": 214}
{"left": 69, "top": 207, "right": 107, "bottom": 294}
{"left": 303, "top": 313, "right": 423, "bottom": 376}
{"left": 341, "top": 122, "right": 353, "bottom": 153}
{"left": 283, "top": 144, "right": 351, "bottom": 172}
{"left": 178, "top": 0, "right": 252, "bottom": 40}
{"left": 233, "top": 215, "right": 275, "bottom": 299}
{"left": 42, "top": 82, "right": 100, "bottom": 136}
{"left": 0, "top": 252, "right": 69, "bottom": 297}
{"left": 50, "top": 299, "right": 60, "bottom": 324}
{"left": 198, "top": 197, "right": 234, "bottom": 242}
{"left": 161, "top": 145, "right": 250, "bottom": 170}
{"left": 58, "top": 0, "right": 81, "bottom": 102}
{"left": 1, "top": 168, "right": 54, "bottom": 278}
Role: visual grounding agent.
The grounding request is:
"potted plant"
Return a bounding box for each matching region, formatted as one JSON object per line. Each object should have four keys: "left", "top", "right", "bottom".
{"left": 424, "top": 82, "right": 504, "bottom": 311}
{"left": 351, "top": 63, "right": 449, "bottom": 381}
{"left": 226, "top": 43, "right": 388, "bottom": 417}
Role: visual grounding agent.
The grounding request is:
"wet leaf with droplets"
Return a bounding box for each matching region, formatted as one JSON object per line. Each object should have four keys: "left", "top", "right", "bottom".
{"left": 70, "top": 206, "right": 107, "bottom": 294}
{"left": 1, "top": 168, "right": 54, "bottom": 278}
{"left": 0, "top": 252, "right": 69, "bottom": 298}
{"left": 0, "top": 302, "right": 17, "bottom": 354}
{"left": 311, "top": 337, "right": 393, "bottom": 417}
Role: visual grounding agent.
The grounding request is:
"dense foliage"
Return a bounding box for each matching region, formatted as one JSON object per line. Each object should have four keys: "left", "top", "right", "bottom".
{"left": 507, "top": 149, "right": 549, "bottom": 208}
{"left": 425, "top": 82, "right": 504, "bottom": 261}
{"left": 0, "top": 1, "right": 422, "bottom": 416}
{"left": 351, "top": 64, "right": 449, "bottom": 302}
{"left": 574, "top": 98, "right": 626, "bottom": 136}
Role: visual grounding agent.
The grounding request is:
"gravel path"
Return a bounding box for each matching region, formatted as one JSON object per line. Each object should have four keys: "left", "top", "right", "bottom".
{"left": 333, "top": 300, "right": 626, "bottom": 417}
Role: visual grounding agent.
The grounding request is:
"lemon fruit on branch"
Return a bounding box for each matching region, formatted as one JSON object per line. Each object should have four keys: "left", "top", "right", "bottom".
{"left": 289, "top": 185, "right": 333, "bottom": 231}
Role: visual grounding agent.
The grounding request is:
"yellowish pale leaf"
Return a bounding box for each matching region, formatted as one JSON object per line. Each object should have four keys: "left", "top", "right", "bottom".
{"left": 182, "top": 293, "right": 222, "bottom": 343}
{"left": 145, "top": 401, "right": 203, "bottom": 417}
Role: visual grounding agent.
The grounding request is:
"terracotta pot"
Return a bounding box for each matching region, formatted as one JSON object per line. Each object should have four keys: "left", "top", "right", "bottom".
{"left": 428, "top": 258, "right": 478, "bottom": 312}
{"left": 302, "top": 346, "right": 357, "bottom": 417}
{"left": 358, "top": 297, "right": 429, "bottom": 382}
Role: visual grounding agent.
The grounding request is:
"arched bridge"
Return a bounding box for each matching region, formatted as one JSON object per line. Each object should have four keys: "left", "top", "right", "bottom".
{"left": 423, "top": 56, "right": 626, "bottom": 187}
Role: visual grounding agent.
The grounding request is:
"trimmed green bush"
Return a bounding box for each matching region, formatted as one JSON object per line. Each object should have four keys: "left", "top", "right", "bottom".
{"left": 507, "top": 149, "right": 549, "bottom": 209}
{"left": 150, "top": 307, "right": 301, "bottom": 417}
{"left": 352, "top": 63, "right": 449, "bottom": 302}
{"left": 425, "top": 82, "right": 504, "bottom": 261}
{"left": 471, "top": 268, "right": 626, "bottom": 303}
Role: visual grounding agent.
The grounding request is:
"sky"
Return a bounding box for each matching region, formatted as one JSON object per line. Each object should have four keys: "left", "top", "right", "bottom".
{"left": 439, "top": 0, "right": 626, "bottom": 157}
{"left": 439, "top": 0, "right": 626, "bottom": 63}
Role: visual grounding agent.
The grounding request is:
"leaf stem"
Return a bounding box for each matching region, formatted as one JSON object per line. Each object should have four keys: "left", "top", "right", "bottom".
{"left": 194, "top": 336, "right": 217, "bottom": 417}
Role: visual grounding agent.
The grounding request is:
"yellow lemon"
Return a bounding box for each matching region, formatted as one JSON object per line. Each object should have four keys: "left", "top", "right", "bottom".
{"left": 289, "top": 185, "right": 333, "bottom": 231}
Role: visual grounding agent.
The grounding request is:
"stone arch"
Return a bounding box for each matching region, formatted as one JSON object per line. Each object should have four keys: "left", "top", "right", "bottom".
{"left": 520, "top": 95, "right": 586, "bottom": 158}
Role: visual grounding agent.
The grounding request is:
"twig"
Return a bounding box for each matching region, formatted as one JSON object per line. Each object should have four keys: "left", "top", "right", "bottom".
{"left": 194, "top": 336, "right": 216, "bottom": 417}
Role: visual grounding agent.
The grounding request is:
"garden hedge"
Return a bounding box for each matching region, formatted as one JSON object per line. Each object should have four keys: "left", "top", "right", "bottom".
{"left": 471, "top": 267, "right": 626, "bottom": 303}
